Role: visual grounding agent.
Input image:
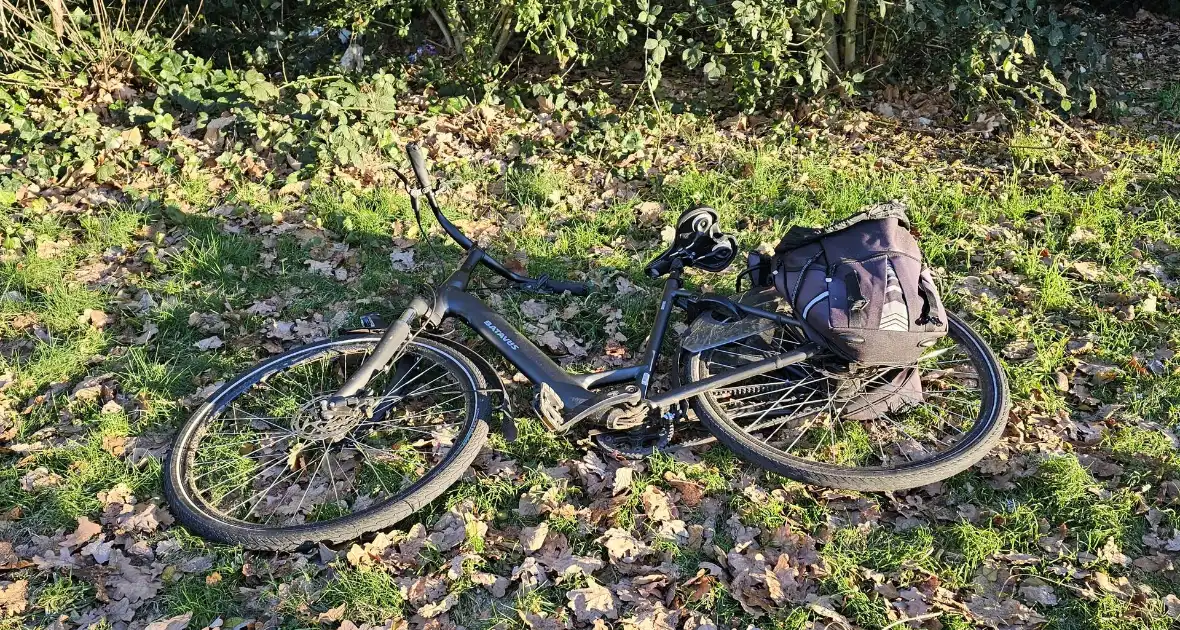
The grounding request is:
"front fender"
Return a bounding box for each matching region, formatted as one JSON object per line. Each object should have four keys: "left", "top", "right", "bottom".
{"left": 419, "top": 333, "right": 512, "bottom": 415}
{"left": 340, "top": 328, "right": 511, "bottom": 415}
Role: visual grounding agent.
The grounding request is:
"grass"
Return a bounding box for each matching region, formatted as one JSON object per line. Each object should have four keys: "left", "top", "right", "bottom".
{"left": 2, "top": 106, "right": 1179, "bottom": 630}
{"left": 316, "top": 566, "right": 406, "bottom": 623}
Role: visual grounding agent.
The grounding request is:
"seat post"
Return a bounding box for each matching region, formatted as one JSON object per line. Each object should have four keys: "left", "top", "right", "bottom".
{"left": 635, "top": 263, "right": 684, "bottom": 397}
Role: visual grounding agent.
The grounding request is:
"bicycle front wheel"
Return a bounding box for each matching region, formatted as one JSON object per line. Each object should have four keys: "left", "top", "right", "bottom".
{"left": 164, "top": 335, "right": 490, "bottom": 550}
{"left": 683, "top": 313, "right": 1009, "bottom": 491}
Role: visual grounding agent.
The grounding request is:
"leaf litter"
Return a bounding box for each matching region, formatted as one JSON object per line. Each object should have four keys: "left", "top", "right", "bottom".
{"left": 2, "top": 13, "right": 1180, "bottom": 630}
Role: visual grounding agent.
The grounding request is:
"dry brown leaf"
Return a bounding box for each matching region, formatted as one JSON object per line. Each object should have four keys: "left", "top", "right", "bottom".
{"left": 613, "top": 467, "right": 634, "bottom": 495}
{"left": 598, "top": 528, "right": 648, "bottom": 564}
{"left": 144, "top": 611, "right": 193, "bottom": 630}
{"left": 635, "top": 201, "right": 664, "bottom": 225}
{"left": 317, "top": 603, "right": 347, "bottom": 624}
{"left": 1071, "top": 261, "right": 1102, "bottom": 281}
{"left": 520, "top": 522, "right": 550, "bottom": 552}
{"left": 663, "top": 472, "right": 704, "bottom": 507}
{"left": 1018, "top": 583, "right": 1058, "bottom": 607}
{"left": 61, "top": 516, "right": 103, "bottom": 547}
{"left": 194, "top": 335, "right": 224, "bottom": 351}
{"left": 80, "top": 308, "right": 113, "bottom": 329}
{"left": 640, "top": 485, "right": 676, "bottom": 522}
{"left": 20, "top": 467, "right": 63, "bottom": 491}
{"left": 418, "top": 592, "right": 459, "bottom": 618}
{"left": 567, "top": 577, "right": 618, "bottom": 622}
{"left": 0, "top": 580, "right": 28, "bottom": 617}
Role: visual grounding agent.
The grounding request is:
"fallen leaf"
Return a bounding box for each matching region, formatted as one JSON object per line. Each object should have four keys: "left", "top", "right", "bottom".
{"left": 20, "top": 467, "right": 62, "bottom": 491}
{"left": 598, "top": 528, "right": 648, "bottom": 564}
{"left": 389, "top": 249, "right": 415, "bottom": 271}
{"left": 0, "top": 580, "right": 28, "bottom": 617}
{"left": 567, "top": 578, "right": 618, "bottom": 622}
{"left": 80, "top": 308, "right": 112, "bottom": 328}
{"left": 61, "top": 516, "right": 103, "bottom": 547}
{"left": 145, "top": 611, "right": 193, "bottom": 630}
{"left": 521, "top": 522, "right": 549, "bottom": 552}
{"left": 663, "top": 472, "right": 704, "bottom": 507}
{"left": 640, "top": 485, "right": 676, "bottom": 522}
{"left": 636, "top": 201, "right": 664, "bottom": 225}
{"left": 1072, "top": 261, "right": 1102, "bottom": 281}
{"left": 1019, "top": 583, "right": 1058, "bottom": 606}
{"left": 317, "top": 603, "right": 346, "bottom": 624}
{"left": 194, "top": 336, "right": 224, "bottom": 351}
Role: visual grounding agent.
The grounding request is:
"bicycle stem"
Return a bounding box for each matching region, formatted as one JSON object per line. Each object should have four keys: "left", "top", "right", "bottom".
{"left": 407, "top": 143, "right": 558, "bottom": 289}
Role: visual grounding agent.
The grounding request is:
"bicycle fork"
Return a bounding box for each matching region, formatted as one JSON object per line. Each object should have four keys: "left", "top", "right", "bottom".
{"left": 322, "top": 297, "right": 432, "bottom": 411}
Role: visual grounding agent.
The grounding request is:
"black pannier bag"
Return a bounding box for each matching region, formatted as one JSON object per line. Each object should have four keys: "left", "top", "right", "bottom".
{"left": 772, "top": 202, "right": 949, "bottom": 367}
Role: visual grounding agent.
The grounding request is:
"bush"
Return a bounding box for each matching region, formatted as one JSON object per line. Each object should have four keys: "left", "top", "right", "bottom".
{"left": 387, "top": 0, "right": 1108, "bottom": 114}
{"left": 7, "top": 1, "right": 1110, "bottom": 117}
{"left": 901, "top": 0, "right": 1107, "bottom": 114}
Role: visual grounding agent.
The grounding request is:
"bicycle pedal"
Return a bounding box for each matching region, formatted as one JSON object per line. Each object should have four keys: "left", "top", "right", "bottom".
{"left": 359, "top": 313, "right": 386, "bottom": 329}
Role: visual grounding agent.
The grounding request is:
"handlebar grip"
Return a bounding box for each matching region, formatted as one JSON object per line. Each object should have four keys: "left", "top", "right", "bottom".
{"left": 542, "top": 279, "right": 591, "bottom": 296}
{"left": 406, "top": 143, "right": 432, "bottom": 191}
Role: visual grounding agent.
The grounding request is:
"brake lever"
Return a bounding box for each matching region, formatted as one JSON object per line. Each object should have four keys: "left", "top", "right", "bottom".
{"left": 519, "top": 275, "right": 553, "bottom": 294}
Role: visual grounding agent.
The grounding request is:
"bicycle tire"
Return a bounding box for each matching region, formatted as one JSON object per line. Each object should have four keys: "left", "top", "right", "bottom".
{"left": 164, "top": 335, "right": 490, "bottom": 550}
{"left": 683, "top": 313, "right": 1009, "bottom": 491}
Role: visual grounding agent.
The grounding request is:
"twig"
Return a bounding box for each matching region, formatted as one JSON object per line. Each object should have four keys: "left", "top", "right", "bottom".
{"left": 427, "top": 5, "right": 455, "bottom": 51}
{"left": 1014, "top": 87, "right": 1102, "bottom": 165}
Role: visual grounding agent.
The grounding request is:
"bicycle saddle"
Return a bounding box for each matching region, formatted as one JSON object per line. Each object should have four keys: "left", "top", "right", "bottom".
{"left": 645, "top": 207, "right": 738, "bottom": 278}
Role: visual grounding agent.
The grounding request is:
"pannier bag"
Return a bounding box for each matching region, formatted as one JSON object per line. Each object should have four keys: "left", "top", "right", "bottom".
{"left": 772, "top": 202, "right": 948, "bottom": 366}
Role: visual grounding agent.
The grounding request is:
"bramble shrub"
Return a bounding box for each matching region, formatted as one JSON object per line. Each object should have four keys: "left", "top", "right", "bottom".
{"left": 0, "top": 0, "right": 1112, "bottom": 116}
{"left": 172, "top": 0, "right": 1108, "bottom": 114}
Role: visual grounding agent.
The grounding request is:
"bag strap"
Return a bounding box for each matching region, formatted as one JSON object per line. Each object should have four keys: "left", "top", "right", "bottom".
{"left": 915, "top": 273, "right": 943, "bottom": 330}
{"left": 845, "top": 270, "right": 868, "bottom": 328}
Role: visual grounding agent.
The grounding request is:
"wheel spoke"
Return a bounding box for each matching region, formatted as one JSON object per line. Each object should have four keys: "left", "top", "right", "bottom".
{"left": 180, "top": 340, "right": 476, "bottom": 530}
{"left": 696, "top": 316, "right": 1000, "bottom": 471}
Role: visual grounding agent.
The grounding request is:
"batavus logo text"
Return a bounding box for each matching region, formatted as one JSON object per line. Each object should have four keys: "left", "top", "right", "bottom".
{"left": 483, "top": 320, "right": 519, "bottom": 350}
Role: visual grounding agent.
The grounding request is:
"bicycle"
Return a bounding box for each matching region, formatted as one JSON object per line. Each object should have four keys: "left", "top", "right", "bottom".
{"left": 163, "top": 144, "right": 1010, "bottom": 550}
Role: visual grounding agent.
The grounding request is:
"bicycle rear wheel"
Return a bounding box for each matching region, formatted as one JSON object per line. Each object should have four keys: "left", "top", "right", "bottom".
{"left": 683, "top": 313, "right": 1009, "bottom": 491}
{"left": 164, "top": 335, "right": 490, "bottom": 550}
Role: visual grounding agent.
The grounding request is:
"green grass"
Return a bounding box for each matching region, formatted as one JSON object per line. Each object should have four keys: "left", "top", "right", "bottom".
{"left": 162, "top": 574, "right": 242, "bottom": 626}
{"left": 2, "top": 102, "right": 1179, "bottom": 630}
{"left": 317, "top": 566, "right": 406, "bottom": 623}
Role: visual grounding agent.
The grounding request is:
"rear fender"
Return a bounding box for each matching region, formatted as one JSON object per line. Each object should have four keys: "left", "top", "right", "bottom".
{"left": 680, "top": 312, "right": 776, "bottom": 353}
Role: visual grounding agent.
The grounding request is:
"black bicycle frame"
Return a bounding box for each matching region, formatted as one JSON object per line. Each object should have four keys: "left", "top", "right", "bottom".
{"left": 404, "top": 247, "right": 818, "bottom": 425}
{"left": 327, "top": 143, "right": 818, "bottom": 430}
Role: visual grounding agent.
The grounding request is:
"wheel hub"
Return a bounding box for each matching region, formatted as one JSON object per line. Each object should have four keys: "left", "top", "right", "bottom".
{"left": 293, "top": 397, "right": 364, "bottom": 442}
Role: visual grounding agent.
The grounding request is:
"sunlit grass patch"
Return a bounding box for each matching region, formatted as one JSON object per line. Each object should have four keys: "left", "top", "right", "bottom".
{"left": 162, "top": 573, "right": 241, "bottom": 626}
{"left": 15, "top": 428, "right": 161, "bottom": 531}
{"left": 170, "top": 229, "right": 262, "bottom": 292}
{"left": 316, "top": 565, "right": 406, "bottom": 623}
{"left": 507, "top": 165, "right": 573, "bottom": 211}
{"left": 308, "top": 186, "right": 411, "bottom": 246}
{"left": 31, "top": 574, "right": 93, "bottom": 618}
{"left": 1024, "top": 455, "right": 1141, "bottom": 554}
{"left": 822, "top": 525, "right": 938, "bottom": 582}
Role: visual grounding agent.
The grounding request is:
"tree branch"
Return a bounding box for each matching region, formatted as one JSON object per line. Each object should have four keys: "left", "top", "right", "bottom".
{"left": 427, "top": 5, "right": 455, "bottom": 51}
{"left": 842, "top": 0, "right": 859, "bottom": 68}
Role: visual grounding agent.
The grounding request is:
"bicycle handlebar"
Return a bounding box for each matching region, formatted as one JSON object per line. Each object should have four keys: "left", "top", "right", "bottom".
{"left": 406, "top": 143, "right": 432, "bottom": 191}
{"left": 530, "top": 277, "right": 591, "bottom": 297}
{"left": 402, "top": 143, "right": 591, "bottom": 296}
